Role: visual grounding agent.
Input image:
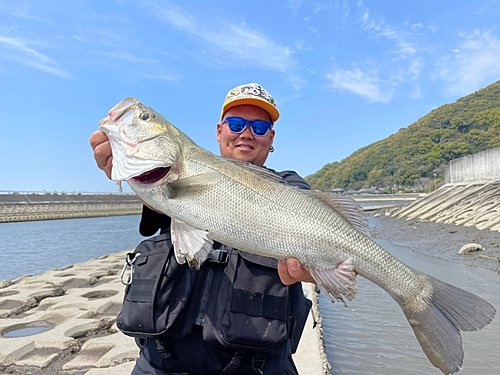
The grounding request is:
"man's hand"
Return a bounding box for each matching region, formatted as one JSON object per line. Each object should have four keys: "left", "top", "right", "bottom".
{"left": 89, "top": 130, "right": 113, "bottom": 179}
{"left": 278, "top": 258, "right": 316, "bottom": 285}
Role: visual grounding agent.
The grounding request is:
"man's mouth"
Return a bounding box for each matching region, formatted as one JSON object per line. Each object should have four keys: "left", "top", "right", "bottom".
{"left": 133, "top": 167, "right": 171, "bottom": 184}
{"left": 236, "top": 144, "right": 254, "bottom": 150}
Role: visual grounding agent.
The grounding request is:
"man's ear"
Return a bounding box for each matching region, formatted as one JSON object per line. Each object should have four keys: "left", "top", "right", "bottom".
{"left": 269, "top": 128, "right": 275, "bottom": 148}
{"left": 216, "top": 123, "right": 222, "bottom": 142}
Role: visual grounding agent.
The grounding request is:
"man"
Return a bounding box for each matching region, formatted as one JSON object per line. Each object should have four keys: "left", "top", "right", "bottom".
{"left": 90, "top": 83, "right": 314, "bottom": 374}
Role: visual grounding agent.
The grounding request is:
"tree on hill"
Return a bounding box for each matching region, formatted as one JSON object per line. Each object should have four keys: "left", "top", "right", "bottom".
{"left": 306, "top": 81, "right": 500, "bottom": 191}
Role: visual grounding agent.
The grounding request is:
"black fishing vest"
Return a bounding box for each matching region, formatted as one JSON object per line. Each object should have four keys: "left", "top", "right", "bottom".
{"left": 117, "top": 169, "right": 312, "bottom": 373}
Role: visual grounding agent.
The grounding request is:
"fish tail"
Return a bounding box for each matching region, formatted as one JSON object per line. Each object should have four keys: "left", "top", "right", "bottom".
{"left": 400, "top": 274, "right": 496, "bottom": 375}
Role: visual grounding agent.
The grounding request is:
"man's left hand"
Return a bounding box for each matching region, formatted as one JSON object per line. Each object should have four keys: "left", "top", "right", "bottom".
{"left": 278, "top": 258, "right": 316, "bottom": 285}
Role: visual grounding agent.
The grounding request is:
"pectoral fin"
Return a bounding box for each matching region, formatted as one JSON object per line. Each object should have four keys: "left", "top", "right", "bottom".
{"left": 168, "top": 173, "right": 222, "bottom": 198}
{"left": 171, "top": 218, "right": 213, "bottom": 270}
{"left": 306, "top": 258, "right": 358, "bottom": 307}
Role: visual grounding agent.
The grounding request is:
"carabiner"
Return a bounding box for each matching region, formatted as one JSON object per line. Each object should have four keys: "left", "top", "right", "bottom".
{"left": 120, "top": 252, "right": 142, "bottom": 286}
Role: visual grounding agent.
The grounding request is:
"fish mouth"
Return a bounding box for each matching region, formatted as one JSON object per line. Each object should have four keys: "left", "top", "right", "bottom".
{"left": 99, "top": 98, "right": 140, "bottom": 126}
{"left": 133, "top": 167, "right": 171, "bottom": 184}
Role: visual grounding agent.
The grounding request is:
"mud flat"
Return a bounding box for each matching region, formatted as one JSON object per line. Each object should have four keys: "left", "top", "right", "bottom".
{"left": 373, "top": 213, "right": 500, "bottom": 275}
{"left": 0, "top": 253, "right": 327, "bottom": 374}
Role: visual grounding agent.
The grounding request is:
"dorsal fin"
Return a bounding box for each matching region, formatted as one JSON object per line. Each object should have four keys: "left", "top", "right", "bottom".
{"left": 312, "top": 192, "right": 369, "bottom": 236}
{"left": 226, "top": 159, "right": 287, "bottom": 183}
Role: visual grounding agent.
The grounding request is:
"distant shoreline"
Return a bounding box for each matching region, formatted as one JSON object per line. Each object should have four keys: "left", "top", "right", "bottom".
{"left": 0, "top": 194, "right": 142, "bottom": 223}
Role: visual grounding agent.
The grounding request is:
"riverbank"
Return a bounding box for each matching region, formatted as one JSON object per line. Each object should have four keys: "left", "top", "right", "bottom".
{"left": 372, "top": 212, "right": 500, "bottom": 275}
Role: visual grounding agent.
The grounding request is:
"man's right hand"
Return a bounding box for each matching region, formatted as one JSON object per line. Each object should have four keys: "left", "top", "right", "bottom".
{"left": 89, "top": 130, "right": 113, "bottom": 179}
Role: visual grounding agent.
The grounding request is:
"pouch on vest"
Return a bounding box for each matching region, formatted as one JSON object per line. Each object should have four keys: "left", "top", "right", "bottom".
{"left": 202, "top": 250, "right": 305, "bottom": 354}
{"left": 116, "top": 233, "right": 195, "bottom": 338}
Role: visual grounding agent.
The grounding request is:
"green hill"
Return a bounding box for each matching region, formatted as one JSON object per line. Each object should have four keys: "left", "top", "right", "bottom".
{"left": 306, "top": 81, "right": 500, "bottom": 192}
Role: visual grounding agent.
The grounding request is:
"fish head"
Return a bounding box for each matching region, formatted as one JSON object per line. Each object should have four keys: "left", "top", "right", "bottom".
{"left": 99, "top": 98, "right": 182, "bottom": 185}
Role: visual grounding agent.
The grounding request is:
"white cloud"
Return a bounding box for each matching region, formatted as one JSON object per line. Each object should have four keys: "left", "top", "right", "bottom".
{"left": 359, "top": 6, "right": 417, "bottom": 60}
{"left": 89, "top": 51, "right": 158, "bottom": 64}
{"left": 140, "top": 72, "right": 180, "bottom": 86}
{"left": 0, "top": 35, "right": 71, "bottom": 79}
{"left": 9, "top": 11, "right": 55, "bottom": 25}
{"left": 326, "top": 67, "right": 393, "bottom": 102}
{"left": 348, "top": 2, "right": 424, "bottom": 100}
{"left": 143, "top": 1, "right": 302, "bottom": 87}
{"left": 410, "top": 84, "right": 422, "bottom": 99}
{"left": 313, "top": 2, "right": 335, "bottom": 15}
{"left": 341, "top": 0, "right": 350, "bottom": 27}
{"left": 437, "top": 30, "right": 500, "bottom": 96}
{"left": 287, "top": 0, "right": 303, "bottom": 14}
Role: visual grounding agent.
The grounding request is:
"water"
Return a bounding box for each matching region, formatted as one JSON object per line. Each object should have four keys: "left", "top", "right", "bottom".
{"left": 0, "top": 215, "right": 147, "bottom": 281}
{"left": 320, "top": 216, "right": 500, "bottom": 375}
{"left": 3, "top": 325, "right": 50, "bottom": 338}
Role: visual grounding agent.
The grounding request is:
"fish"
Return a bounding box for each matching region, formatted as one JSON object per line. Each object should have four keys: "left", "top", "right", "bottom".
{"left": 99, "top": 98, "right": 496, "bottom": 375}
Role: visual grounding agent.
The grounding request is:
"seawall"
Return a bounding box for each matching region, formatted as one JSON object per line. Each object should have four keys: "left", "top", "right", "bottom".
{"left": 0, "top": 194, "right": 142, "bottom": 223}
{"left": 391, "top": 179, "right": 500, "bottom": 232}
{"left": 445, "top": 146, "right": 500, "bottom": 183}
{"left": 0, "top": 254, "right": 329, "bottom": 374}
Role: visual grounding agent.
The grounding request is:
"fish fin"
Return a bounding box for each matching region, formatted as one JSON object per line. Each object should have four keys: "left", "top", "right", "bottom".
{"left": 170, "top": 218, "right": 214, "bottom": 270}
{"left": 306, "top": 258, "right": 358, "bottom": 307}
{"left": 399, "top": 273, "right": 496, "bottom": 375}
{"left": 311, "top": 192, "right": 369, "bottom": 236}
{"left": 226, "top": 159, "right": 287, "bottom": 183}
{"left": 168, "top": 173, "right": 222, "bottom": 198}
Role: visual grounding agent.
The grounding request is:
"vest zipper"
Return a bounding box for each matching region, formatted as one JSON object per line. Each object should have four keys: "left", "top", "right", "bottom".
{"left": 195, "top": 264, "right": 214, "bottom": 326}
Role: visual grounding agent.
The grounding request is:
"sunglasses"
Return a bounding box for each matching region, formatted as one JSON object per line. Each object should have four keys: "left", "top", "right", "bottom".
{"left": 223, "top": 117, "right": 273, "bottom": 137}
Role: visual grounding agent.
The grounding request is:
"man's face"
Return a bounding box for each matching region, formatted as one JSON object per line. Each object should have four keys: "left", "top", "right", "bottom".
{"left": 217, "top": 105, "right": 275, "bottom": 167}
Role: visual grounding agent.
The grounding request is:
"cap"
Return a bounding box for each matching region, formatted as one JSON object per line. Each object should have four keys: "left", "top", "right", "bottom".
{"left": 220, "top": 83, "right": 280, "bottom": 123}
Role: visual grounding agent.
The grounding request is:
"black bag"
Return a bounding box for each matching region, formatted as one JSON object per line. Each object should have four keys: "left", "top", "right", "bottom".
{"left": 201, "top": 249, "right": 312, "bottom": 354}
{"left": 116, "top": 233, "right": 196, "bottom": 338}
{"left": 117, "top": 234, "right": 312, "bottom": 355}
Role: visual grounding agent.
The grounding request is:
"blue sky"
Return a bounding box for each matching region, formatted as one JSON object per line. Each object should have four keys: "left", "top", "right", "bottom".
{"left": 1, "top": 0, "right": 500, "bottom": 193}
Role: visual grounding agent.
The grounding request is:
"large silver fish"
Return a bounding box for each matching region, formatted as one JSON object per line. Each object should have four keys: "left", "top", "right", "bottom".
{"left": 99, "top": 98, "right": 495, "bottom": 374}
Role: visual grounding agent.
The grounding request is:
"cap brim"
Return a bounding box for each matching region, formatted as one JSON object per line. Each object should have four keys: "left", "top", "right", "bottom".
{"left": 221, "top": 98, "right": 280, "bottom": 123}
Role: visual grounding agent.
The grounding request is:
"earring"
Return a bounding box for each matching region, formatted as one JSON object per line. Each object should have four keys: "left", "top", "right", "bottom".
{"left": 270, "top": 146, "right": 274, "bottom": 153}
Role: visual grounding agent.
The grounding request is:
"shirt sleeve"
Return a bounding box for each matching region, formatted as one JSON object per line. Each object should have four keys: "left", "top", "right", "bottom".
{"left": 276, "top": 170, "right": 311, "bottom": 190}
{"left": 139, "top": 205, "right": 171, "bottom": 237}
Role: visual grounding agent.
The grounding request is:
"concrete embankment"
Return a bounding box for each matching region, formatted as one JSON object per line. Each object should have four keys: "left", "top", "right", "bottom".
{"left": 0, "top": 254, "right": 329, "bottom": 374}
{"left": 391, "top": 179, "right": 500, "bottom": 231}
{"left": 352, "top": 193, "right": 420, "bottom": 211}
{"left": 0, "top": 194, "right": 142, "bottom": 223}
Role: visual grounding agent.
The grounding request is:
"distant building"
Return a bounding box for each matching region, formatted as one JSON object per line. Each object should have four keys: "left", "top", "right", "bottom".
{"left": 356, "top": 187, "right": 388, "bottom": 195}
{"left": 331, "top": 188, "right": 345, "bottom": 194}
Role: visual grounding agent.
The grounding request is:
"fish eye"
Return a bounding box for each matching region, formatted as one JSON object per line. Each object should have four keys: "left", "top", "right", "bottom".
{"left": 142, "top": 113, "right": 155, "bottom": 121}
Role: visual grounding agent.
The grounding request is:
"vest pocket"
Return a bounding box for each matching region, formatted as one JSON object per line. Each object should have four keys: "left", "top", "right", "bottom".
{"left": 203, "top": 250, "right": 290, "bottom": 353}
{"left": 117, "top": 234, "right": 193, "bottom": 338}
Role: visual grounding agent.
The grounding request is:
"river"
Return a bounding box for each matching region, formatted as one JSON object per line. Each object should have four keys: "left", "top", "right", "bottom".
{"left": 0, "top": 215, "right": 498, "bottom": 374}
{"left": 0, "top": 215, "right": 144, "bottom": 281}
{"left": 320, "top": 216, "right": 500, "bottom": 375}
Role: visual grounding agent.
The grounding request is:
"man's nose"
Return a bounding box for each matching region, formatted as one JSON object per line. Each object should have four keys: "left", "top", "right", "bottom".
{"left": 238, "top": 124, "right": 254, "bottom": 138}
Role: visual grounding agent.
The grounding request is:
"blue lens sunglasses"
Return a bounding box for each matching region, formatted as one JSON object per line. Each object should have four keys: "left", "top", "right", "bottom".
{"left": 223, "top": 117, "right": 273, "bottom": 137}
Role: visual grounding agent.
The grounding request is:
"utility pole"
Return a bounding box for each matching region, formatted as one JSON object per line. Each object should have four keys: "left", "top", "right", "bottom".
{"left": 434, "top": 173, "right": 437, "bottom": 191}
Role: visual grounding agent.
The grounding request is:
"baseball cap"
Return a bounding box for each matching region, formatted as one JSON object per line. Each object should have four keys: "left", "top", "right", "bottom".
{"left": 221, "top": 83, "right": 280, "bottom": 123}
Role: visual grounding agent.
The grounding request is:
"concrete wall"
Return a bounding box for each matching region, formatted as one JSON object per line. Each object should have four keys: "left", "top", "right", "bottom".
{"left": 0, "top": 194, "right": 142, "bottom": 223}
{"left": 445, "top": 147, "right": 500, "bottom": 183}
